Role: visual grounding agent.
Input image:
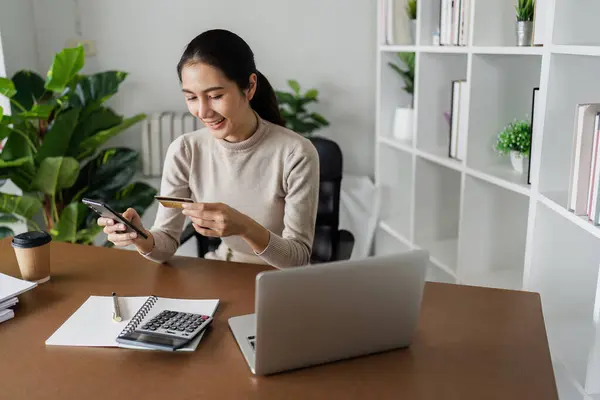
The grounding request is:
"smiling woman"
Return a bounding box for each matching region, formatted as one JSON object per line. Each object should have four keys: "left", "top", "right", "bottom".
{"left": 96, "top": 29, "right": 320, "bottom": 269}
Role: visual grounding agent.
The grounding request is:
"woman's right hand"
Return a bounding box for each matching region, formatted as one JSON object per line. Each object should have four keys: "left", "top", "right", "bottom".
{"left": 97, "top": 208, "right": 154, "bottom": 253}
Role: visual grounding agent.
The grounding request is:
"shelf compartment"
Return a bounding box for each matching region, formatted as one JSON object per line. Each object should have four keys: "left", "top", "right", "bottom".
{"left": 458, "top": 175, "right": 529, "bottom": 290}
{"left": 374, "top": 225, "right": 413, "bottom": 256}
{"left": 413, "top": 157, "right": 461, "bottom": 272}
{"left": 377, "top": 144, "right": 413, "bottom": 240}
{"left": 378, "top": 51, "right": 417, "bottom": 144}
{"left": 529, "top": 202, "right": 600, "bottom": 394}
{"left": 553, "top": 0, "right": 600, "bottom": 46}
{"left": 467, "top": 54, "right": 541, "bottom": 187}
{"left": 539, "top": 54, "right": 600, "bottom": 207}
{"left": 376, "top": 223, "right": 456, "bottom": 284}
{"left": 415, "top": 52, "right": 468, "bottom": 158}
{"left": 472, "top": 0, "right": 523, "bottom": 47}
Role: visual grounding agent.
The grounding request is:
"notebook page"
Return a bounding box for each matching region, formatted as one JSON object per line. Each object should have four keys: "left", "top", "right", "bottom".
{"left": 45, "top": 296, "right": 148, "bottom": 347}
{"left": 0, "top": 273, "right": 37, "bottom": 304}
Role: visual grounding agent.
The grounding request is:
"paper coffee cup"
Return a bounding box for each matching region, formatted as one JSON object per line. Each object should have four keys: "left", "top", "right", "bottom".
{"left": 11, "top": 231, "right": 52, "bottom": 284}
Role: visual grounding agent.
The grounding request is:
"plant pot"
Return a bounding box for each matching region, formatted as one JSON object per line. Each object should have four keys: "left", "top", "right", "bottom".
{"left": 393, "top": 107, "right": 414, "bottom": 142}
{"left": 410, "top": 20, "right": 417, "bottom": 44}
{"left": 510, "top": 150, "right": 528, "bottom": 174}
{"left": 516, "top": 21, "right": 533, "bottom": 46}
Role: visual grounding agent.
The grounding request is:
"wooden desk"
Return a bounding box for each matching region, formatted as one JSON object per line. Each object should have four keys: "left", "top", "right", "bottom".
{"left": 0, "top": 240, "right": 557, "bottom": 399}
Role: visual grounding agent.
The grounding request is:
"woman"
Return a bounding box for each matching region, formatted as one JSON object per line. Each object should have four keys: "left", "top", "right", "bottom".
{"left": 97, "top": 29, "right": 320, "bottom": 268}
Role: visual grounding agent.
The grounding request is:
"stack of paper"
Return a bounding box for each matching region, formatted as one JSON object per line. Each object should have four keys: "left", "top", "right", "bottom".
{"left": 0, "top": 273, "right": 38, "bottom": 324}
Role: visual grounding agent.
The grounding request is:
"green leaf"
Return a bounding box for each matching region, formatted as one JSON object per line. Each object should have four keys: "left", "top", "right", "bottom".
{"left": 109, "top": 181, "right": 158, "bottom": 216}
{"left": 66, "top": 147, "right": 139, "bottom": 203}
{"left": 0, "top": 156, "right": 34, "bottom": 169}
{"left": 0, "top": 77, "right": 17, "bottom": 98}
{"left": 32, "top": 157, "right": 80, "bottom": 195}
{"left": 19, "top": 103, "right": 55, "bottom": 119}
{"left": 78, "top": 113, "right": 146, "bottom": 155}
{"left": 304, "top": 89, "right": 318, "bottom": 100}
{"left": 67, "top": 107, "right": 122, "bottom": 157}
{"left": 36, "top": 108, "right": 79, "bottom": 162}
{"left": 64, "top": 71, "right": 128, "bottom": 112}
{"left": 11, "top": 70, "right": 47, "bottom": 110}
{"left": 311, "top": 112, "right": 330, "bottom": 126}
{"left": 45, "top": 45, "right": 85, "bottom": 92}
{"left": 0, "top": 193, "right": 43, "bottom": 220}
{"left": 0, "top": 122, "right": 37, "bottom": 191}
{"left": 0, "top": 227, "right": 14, "bottom": 239}
{"left": 276, "top": 91, "right": 295, "bottom": 104}
{"left": 75, "top": 224, "right": 104, "bottom": 245}
{"left": 0, "top": 213, "right": 19, "bottom": 223}
{"left": 54, "top": 202, "right": 88, "bottom": 242}
{"left": 288, "top": 80, "right": 301, "bottom": 94}
{"left": 0, "top": 105, "right": 3, "bottom": 121}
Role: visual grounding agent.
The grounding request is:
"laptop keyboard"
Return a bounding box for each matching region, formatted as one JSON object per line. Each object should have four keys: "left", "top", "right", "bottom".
{"left": 248, "top": 335, "right": 256, "bottom": 351}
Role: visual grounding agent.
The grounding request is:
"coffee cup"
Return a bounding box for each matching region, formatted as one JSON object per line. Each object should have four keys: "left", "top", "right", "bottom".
{"left": 11, "top": 231, "right": 52, "bottom": 283}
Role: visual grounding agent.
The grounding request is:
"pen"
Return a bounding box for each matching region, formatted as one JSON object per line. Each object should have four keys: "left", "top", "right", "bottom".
{"left": 112, "top": 292, "right": 122, "bottom": 322}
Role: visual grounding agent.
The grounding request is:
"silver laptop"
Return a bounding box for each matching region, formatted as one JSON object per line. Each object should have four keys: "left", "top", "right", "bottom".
{"left": 228, "top": 250, "right": 428, "bottom": 375}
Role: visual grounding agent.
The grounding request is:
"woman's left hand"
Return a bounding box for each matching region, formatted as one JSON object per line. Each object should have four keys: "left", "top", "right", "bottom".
{"left": 181, "top": 202, "right": 249, "bottom": 238}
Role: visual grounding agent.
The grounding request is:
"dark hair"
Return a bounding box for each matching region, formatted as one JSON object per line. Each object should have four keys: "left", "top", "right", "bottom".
{"left": 177, "top": 29, "right": 285, "bottom": 127}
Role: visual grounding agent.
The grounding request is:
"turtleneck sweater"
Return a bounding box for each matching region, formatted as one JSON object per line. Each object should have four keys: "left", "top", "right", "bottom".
{"left": 141, "top": 115, "right": 320, "bottom": 268}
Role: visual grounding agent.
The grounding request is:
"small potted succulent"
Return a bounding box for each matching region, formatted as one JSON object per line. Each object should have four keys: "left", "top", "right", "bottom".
{"left": 406, "top": 0, "right": 417, "bottom": 44}
{"left": 515, "top": 0, "right": 535, "bottom": 46}
{"left": 388, "top": 52, "right": 415, "bottom": 142}
{"left": 495, "top": 119, "right": 532, "bottom": 174}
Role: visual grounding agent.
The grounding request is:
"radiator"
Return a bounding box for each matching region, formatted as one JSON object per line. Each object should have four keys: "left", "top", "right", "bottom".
{"left": 140, "top": 112, "right": 201, "bottom": 177}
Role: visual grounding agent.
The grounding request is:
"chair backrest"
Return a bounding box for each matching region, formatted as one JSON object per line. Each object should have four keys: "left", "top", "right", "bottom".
{"left": 308, "top": 136, "right": 343, "bottom": 263}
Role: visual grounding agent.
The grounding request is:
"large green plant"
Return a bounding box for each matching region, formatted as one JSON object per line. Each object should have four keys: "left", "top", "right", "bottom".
{"left": 0, "top": 44, "right": 156, "bottom": 244}
{"left": 275, "top": 80, "right": 329, "bottom": 137}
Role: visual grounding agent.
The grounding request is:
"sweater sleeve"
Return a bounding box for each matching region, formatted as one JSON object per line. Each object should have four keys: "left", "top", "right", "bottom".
{"left": 255, "top": 139, "right": 320, "bottom": 268}
{"left": 141, "top": 137, "right": 192, "bottom": 263}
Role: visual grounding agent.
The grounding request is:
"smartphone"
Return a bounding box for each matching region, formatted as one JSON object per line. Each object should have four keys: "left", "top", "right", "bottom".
{"left": 82, "top": 198, "right": 148, "bottom": 239}
{"left": 155, "top": 195, "right": 194, "bottom": 209}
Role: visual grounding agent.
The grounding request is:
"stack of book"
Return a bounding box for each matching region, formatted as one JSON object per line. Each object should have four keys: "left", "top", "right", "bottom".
{"left": 0, "top": 273, "right": 37, "bottom": 324}
{"left": 448, "top": 80, "right": 468, "bottom": 161}
{"left": 439, "top": 0, "right": 471, "bottom": 46}
{"left": 567, "top": 103, "right": 600, "bottom": 223}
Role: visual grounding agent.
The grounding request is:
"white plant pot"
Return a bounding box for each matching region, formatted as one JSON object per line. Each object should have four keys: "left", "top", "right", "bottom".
{"left": 510, "top": 150, "right": 528, "bottom": 174}
{"left": 393, "top": 108, "right": 414, "bottom": 142}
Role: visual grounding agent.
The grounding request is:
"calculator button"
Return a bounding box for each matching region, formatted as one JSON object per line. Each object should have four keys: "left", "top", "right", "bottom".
{"left": 186, "top": 328, "right": 195, "bottom": 333}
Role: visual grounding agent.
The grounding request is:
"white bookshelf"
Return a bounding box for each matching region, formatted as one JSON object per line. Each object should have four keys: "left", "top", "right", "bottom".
{"left": 374, "top": 1, "right": 600, "bottom": 399}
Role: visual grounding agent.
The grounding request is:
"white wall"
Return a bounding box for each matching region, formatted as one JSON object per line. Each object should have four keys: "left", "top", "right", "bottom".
{"left": 30, "top": 0, "right": 377, "bottom": 177}
{"left": 0, "top": 0, "right": 39, "bottom": 77}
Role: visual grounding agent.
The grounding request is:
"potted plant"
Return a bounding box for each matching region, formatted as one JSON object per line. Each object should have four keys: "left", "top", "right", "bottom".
{"left": 406, "top": 0, "right": 417, "bottom": 44}
{"left": 275, "top": 80, "right": 329, "bottom": 137}
{"left": 388, "top": 52, "right": 415, "bottom": 142}
{"left": 495, "top": 119, "right": 532, "bottom": 174}
{"left": 515, "top": 0, "right": 535, "bottom": 46}
{"left": 0, "top": 44, "right": 156, "bottom": 243}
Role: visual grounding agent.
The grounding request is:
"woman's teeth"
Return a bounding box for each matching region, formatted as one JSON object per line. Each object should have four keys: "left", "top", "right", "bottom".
{"left": 207, "top": 117, "right": 224, "bottom": 126}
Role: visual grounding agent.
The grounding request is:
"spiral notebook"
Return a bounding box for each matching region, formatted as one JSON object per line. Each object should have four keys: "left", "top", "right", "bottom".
{"left": 45, "top": 295, "right": 219, "bottom": 351}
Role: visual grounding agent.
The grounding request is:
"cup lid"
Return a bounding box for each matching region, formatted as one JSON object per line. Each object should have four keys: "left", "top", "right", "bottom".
{"left": 11, "top": 231, "right": 52, "bottom": 249}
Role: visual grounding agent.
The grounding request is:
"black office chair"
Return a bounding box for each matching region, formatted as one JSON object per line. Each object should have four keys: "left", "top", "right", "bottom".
{"left": 180, "top": 136, "right": 354, "bottom": 263}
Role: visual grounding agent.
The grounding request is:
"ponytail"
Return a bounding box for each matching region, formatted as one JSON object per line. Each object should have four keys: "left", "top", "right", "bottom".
{"left": 177, "top": 29, "right": 284, "bottom": 127}
{"left": 252, "top": 71, "right": 285, "bottom": 127}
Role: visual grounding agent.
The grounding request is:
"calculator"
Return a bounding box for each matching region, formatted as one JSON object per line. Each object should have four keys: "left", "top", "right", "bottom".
{"left": 116, "top": 310, "right": 213, "bottom": 351}
{"left": 136, "top": 310, "right": 213, "bottom": 340}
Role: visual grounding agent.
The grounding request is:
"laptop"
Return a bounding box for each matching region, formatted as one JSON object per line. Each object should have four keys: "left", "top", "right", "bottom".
{"left": 228, "top": 250, "right": 429, "bottom": 375}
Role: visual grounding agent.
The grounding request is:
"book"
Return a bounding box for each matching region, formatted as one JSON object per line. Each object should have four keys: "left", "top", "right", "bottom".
{"left": 527, "top": 87, "right": 539, "bottom": 185}
{"left": 0, "top": 308, "right": 14, "bottom": 324}
{"left": 45, "top": 295, "right": 219, "bottom": 351}
{"left": 0, "top": 297, "right": 18, "bottom": 311}
{"left": 0, "top": 272, "right": 37, "bottom": 304}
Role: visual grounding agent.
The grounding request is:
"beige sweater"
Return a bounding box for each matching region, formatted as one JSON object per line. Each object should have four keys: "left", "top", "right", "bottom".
{"left": 142, "top": 115, "right": 320, "bottom": 268}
